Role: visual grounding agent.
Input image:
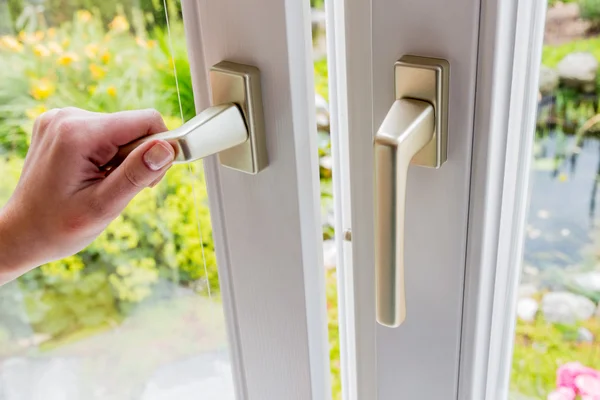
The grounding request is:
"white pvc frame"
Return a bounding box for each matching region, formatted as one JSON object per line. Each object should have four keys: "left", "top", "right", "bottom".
{"left": 459, "top": 0, "right": 547, "bottom": 398}
{"left": 181, "top": 1, "right": 331, "bottom": 399}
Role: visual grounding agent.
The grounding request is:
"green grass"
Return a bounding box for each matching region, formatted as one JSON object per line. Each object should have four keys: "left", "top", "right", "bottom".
{"left": 511, "top": 314, "right": 600, "bottom": 398}
{"left": 542, "top": 37, "right": 600, "bottom": 67}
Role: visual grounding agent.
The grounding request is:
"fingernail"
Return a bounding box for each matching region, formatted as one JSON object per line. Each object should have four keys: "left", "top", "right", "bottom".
{"left": 143, "top": 142, "right": 174, "bottom": 171}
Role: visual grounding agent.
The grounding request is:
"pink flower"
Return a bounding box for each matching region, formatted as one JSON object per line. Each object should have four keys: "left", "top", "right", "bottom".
{"left": 557, "top": 362, "right": 600, "bottom": 391}
{"left": 576, "top": 375, "right": 600, "bottom": 397}
{"left": 547, "top": 387, "right": 576, "bottom": 400}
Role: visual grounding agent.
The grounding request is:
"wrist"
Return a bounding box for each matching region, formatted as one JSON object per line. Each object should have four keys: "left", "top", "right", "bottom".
{"left": 0, "top": 203, "right": 37, "bottom": 283}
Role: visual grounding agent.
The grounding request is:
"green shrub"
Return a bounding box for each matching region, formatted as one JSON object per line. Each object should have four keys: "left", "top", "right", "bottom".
{"left": 7, "top": 0, "right": 182, "bottom": 32}
{"left": 0, "top": 11, "right": 216, "bottom": 346}
{"left": 579, "top": 0, "right": 600, "bottom": 28}
{"left": 549, "top": 0, "right": 577, "bottom": 6}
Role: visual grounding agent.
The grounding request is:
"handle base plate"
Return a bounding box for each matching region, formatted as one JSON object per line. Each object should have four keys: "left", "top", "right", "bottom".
{"left": 395, "top": 55, "right": 449, "bottom": 168}
{"left": 210, "top": 61, "right": 268, "bottom": 174}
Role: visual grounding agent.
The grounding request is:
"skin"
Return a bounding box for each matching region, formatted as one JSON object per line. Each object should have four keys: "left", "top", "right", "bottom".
{"left": 0, "top": 107, "right": 176, "bottom": 285}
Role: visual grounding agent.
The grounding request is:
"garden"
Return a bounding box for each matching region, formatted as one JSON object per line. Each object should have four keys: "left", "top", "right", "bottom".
{"left": 3, "top": 0, "right": 600, "bottom": 399}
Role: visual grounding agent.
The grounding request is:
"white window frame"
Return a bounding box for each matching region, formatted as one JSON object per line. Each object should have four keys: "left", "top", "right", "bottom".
{"left": 325, "top": 0, "right": 548, "bottom": 398}
{"left": 459, "top": 0, "right": 547, "bottom": 398}
{"left": 181, "top": 1, "right": 331, "bottom": 399}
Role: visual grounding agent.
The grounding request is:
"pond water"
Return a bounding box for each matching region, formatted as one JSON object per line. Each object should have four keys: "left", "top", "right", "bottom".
{"left": 525, "top": 132, "right": 600, "bottom": 270}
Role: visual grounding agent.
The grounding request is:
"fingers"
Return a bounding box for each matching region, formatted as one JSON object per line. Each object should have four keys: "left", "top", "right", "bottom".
{"left": 94, "top": 108, "right": 168, "bottom": 146}
{"left": 31, "top": 107, "right": 169, "bottom": 169}
{"left": 95, "top": 140, "right": 175, "bottom": 217}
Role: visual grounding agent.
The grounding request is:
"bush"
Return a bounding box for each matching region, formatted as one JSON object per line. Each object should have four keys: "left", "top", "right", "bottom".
{"left": 579, "top": 0, "right": 600, "bottom": 28}
{"left": 0, "top": 10, "right": 216, "bottom": 346}
{"left": 7, "top": 0, "right": 182, "bottom": 32}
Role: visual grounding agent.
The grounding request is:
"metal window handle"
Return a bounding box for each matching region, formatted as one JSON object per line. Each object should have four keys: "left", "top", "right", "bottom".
{"left": 375, "top": 55, "right": 449, "bottom": 328}
{"left": 112, "top": 61, "right": 268, "bottom": 175}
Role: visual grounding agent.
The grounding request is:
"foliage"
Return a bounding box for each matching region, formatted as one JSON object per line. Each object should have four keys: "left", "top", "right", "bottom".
{"left": 7, "top": 0, "right": 182, "bottom": 33}
{"left": 542, "top": 36, "right": 600, "bottom": 69}
{"left": 326, "top": 268, "right": 341, "bottom": 400}
{"left": 548, "top": 0, "right": 577, "bottom": 6}
{"left": 314, "top": 58, "right": 329, "bottom": 101}
{"left": 311, "top": 0, "right": 325, "bottom": 10}
{"left": 0, "top": 11, "right": 216, "bottom": 346}
{"left": 0, "top": 9, "right": 181, "bottom": 156}
{"left": 511, "top": 315, "right": 600, "bottom": 398}
{"left": 579, "top": 0, "right": 600, "bottom": 29}
{"left": 153, "top": 23, "right": 196, "bottom": 122}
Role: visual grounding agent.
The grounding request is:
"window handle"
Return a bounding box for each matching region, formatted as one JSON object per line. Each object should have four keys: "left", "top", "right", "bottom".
{"left": 114, "top": 61, "right": 267, "bottom": 175}
{"left": 374, "top": 56, "right": 449, "bottom": 328}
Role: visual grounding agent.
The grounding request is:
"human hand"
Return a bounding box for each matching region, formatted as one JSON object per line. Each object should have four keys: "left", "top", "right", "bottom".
{"left": 0, "top": 107, "right": 175, "bottom": 283}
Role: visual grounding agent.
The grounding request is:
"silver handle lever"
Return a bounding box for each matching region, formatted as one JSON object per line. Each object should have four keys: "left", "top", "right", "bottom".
{"left": 109, "top": 61, "right": 268, "bottom": 175}
{"left": 114, "top": 103, "right": 248, "bottom": 164}
{"left": 374, "top": 55, "right": 449, "bottom": 328}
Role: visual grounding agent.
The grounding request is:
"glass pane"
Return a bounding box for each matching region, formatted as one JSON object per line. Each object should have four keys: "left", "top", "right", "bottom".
{"left": 510, "top": 1, "right": 600, "bottom": 399}
{"left": 0, "top": 1, "right": 234, "bottom": 399}
{"left": 309, "top": 1, "right": 342, "bottom": 399}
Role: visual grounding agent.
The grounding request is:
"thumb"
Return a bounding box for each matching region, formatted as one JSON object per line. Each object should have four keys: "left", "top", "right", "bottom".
{"left": 96, "top": 140, "right": 175, "bottom": 215}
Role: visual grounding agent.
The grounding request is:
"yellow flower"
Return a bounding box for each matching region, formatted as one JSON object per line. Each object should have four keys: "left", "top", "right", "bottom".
{"left": 47, "top": 28, "right": 56, "bottom": 38}
{"left": 109, "top": 15, "right": 129, "bottom": 33}
{"left": 89, "top": 63, "right": 106, "bottom": 79}
{"left": 106, "top": 85, "right": 117, "bottom": 97}
{"left": 47, "top": 41, "right": 63, "bottom": 54}
{"left": 25, "top": 104, "right": 48, "bottom": 120}
{"left": 77, "top": 10, "right": 92, "bottom": 23}
{"left": 558, "top": 173, "right": 568, "bottom": 182}
{"left": 57, "top": 52, "right": 79, "bottom": 66}
{"left": 30, "top": 79, "right": 55, "bottom": 100}
{"left": 0, "top": 36, "right": 23, "bottom": 52}
{"left": 33, "top": 44, "right": 50, "bottom": 57}
{"left": 100, "top": 50, "right": 111, "bottom": 64}
{"left": 18, "top": 31, "right": 42, "bottom": 44}
{"left": 135, "top": 38, "right": 157, "bottom": 49}
{"left": 84, "top": 43, "right": 99, "bottom": 58}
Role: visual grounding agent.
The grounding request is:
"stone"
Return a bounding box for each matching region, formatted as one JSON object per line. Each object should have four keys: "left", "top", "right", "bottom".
{"left": 572, "top": 271, "right": 600, "bottom": 293}
{"left": 323, "top": 240, "right": 337, "bottom": 269}
{"left": 541, "top": 291, "right": 596, "bottom": 324}
{"left": 557, "top": 52, "right": 599, "bottom": 93}
{"left": 315, "top": 94, "right": 330, "bottom": 130}
{"left": 517, "top": 298, "right": 539, "bottom": 322}
{"left": 577, "top": 327, "right": 594, "bottom": 343}
{"left": 539, "top": 65, "right": 559, "bottom": 95}
{"left": 523, "top": 265, "right": 539, "bottom": 277}
{"left": 518, "top": 284, "right": 539, "bottom": 299}
{"left": 320, "top": 155, "right": 333, "bottom": 171}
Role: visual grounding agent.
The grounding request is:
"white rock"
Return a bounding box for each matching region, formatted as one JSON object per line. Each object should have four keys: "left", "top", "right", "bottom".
{"left": 320, "top": 156, "right": 333, "bottom": 171}
{"left": 541, "top": 291, "right": 596, "bottom": 324}
{"left": 572, "top": 271, "right": 600, "bottom": 293}
{"left": 316, "top": 113, "right": 330, "bottom": 129}
{"left": 315, "top": 93, "right": 329, "bottom": 112}
{"left": 557, "top": 52, "right": 599, "bottom": 93}
{"left": 518, "top": 284, "right": 539, "bottom": 299}
{"left": 539, "top": 65, "right": 559, "bottom": 95}
{"left": 577, "top": 327, "right": 594, "bottom": 343}
{"left": 517, "top": 298, "right": 539, "bottom": 322}
{"left": 323, "top": 240, "right": 337, "bottom": 269}
{"left": 315, "top": 94, "right": 330, "bottom": 129}
{"left": 523, "top": 265, "right": 539, "bottom": 276}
